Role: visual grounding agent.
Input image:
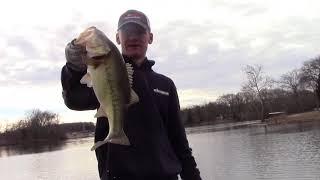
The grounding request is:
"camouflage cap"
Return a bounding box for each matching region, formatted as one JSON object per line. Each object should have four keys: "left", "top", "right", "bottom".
{"left": 118, "top": 10, "right": 151, "bottom": 31}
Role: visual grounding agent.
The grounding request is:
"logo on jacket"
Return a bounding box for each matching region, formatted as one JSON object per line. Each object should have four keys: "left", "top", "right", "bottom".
{"left": 153, "top": 88, "right": 169, "bottom": 96}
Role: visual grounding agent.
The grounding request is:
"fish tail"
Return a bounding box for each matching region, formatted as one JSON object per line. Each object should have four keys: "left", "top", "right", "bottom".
{"left": 106, "top": 130, "right": 130, "bottom": 146}
{"left": 90, "top": 131, "right": 131, "bottom": 151}
{"left": 90, "top": 140, "right": 108, "bottom": 151}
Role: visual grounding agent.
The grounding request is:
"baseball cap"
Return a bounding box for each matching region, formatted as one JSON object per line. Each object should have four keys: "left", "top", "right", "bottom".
{"left": 118, "top": 10, "right": 151, "bottom": 31}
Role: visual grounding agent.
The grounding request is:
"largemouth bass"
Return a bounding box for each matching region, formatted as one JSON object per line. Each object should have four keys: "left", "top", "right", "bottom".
{"left": 76, "top": 27, "right": 139, "bottom": 151}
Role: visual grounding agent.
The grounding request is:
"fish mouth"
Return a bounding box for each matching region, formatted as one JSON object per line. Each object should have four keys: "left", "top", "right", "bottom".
{"left": 88, "top": 52, "right": 108, "bottom": 59}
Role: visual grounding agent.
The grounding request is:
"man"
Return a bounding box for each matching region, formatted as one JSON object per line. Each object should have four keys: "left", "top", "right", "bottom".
{"left": 61, "top": 9, "right": 202, "bottom": 180}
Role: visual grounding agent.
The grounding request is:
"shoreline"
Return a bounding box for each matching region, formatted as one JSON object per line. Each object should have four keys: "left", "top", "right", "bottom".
{"left": 1, "top": 111, "right": 319, "bottom": 146}
{"left": 0, "top": 131, "right": 94, "bottom": 147}
{"left": 186, "top": 111, "right": 320, "bottom": 134}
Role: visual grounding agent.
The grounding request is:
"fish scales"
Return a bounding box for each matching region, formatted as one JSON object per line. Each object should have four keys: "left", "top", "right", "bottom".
{"left": 77, "top": 27, "right": 139, "bottom": 150}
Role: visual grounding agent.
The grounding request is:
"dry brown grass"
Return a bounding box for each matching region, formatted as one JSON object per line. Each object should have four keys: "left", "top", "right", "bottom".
{"left": 267, "top": 111, "right": 320, "bottom": 125}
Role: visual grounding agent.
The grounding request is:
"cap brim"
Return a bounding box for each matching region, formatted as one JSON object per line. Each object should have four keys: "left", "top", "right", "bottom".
{"left": 118, "top": 21, "right": 149, "bottom": 31}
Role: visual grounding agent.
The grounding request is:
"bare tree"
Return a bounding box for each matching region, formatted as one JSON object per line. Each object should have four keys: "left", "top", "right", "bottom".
{"left": 217, "top": 93, "right": 246, "bottom": 121}
{"left": 301, "top": 56, "right": 320, "bottom": 108}
{"left": 242, "top": 64, "right": 273, "bottom": 121}
{"left": 279, "top": 69, "right": 303, "bottom": 112}
{"left": 25, "top": 109, "right": 59, "bottom": 128}
{"left": 237, "top": 91, "right": 260, "bottom": 120}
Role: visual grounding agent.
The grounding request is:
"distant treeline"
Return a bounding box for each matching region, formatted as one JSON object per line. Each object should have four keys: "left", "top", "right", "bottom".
{"left": 181, "top": 89, "right": 317, "bottom": 127}
{"left": 0, "top": 109, "right": 94, "bottom": 146}
{"left": 59, "top": 122, "right": 95, "bottom": 132}
{"left": 181, "top": 55, "right": 320, "bottom": 126}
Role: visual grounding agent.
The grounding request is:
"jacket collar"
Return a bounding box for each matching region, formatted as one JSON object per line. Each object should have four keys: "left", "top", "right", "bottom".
{"left": 123, "top": 55, "right": 155, "bottom": 71}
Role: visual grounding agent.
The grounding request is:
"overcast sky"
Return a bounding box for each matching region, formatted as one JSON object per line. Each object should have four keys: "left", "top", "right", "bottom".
{"left": 0, "top": 0, "right": 319, "bottom": 124}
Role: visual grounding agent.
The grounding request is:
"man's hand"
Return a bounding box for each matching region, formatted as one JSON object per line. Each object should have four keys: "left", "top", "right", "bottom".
{"left": 65, "top": 38, "right": 87, "bottom": 72}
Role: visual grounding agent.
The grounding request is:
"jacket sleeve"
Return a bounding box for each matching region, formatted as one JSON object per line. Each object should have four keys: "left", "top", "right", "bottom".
{"left": 167, "top": 81, "right": 202, "bottom": 180}
{"left": 61, "top": 40, "right": 99, "bottom": 110}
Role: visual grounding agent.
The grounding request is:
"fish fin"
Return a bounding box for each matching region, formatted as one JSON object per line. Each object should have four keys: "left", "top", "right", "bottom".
{"left": 106, "top": 130, "right": 130, "bottom": 146}
{"left": 80, "top": 73, "right": 92, "bottom": 87}
{"left": 128, "top": 89, "right": 139, "bottom": 106}
{"left": 125, "top": 63, "right": 139, "bottom": 105}
{"left": 94, "top": 107, "right": 108, "bottom": 118}
{"left": 126, "top": 63, "right": 134, "bottom": 88}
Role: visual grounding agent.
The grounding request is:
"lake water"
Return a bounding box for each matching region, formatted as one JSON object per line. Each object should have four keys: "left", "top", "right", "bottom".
{"left": 0, "top": 122, "right": 320, "bottom": 180}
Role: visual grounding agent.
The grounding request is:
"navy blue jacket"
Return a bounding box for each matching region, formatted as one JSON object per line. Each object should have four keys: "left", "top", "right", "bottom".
{"left": 61, "top": 42, "right": 201, "bottom": 180}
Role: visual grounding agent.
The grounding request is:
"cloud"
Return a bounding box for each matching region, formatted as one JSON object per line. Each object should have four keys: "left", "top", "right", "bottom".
{"left": 1, "top": 0, "right": 320, "bottom": 122}
{"left": 0, "top": 20, "right": 116, "bottom": 86}
{"left": 6, "top": 36, "right": 39, "bottom": 59}
{"left": 148, "top": 10, "right": 320, "bottom": 95}
{"left": 178, "top": 88, "right": 222, "bottom": 108}
{"left": 2, "top": 1, "right": 318, "bottom": 89}
{"left": 149, "top": 20, "right": 251, "bottom": 93}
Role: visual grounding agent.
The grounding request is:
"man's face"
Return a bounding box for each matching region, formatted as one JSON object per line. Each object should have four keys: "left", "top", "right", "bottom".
{"left": 116, "top": 23, "right": 153, "bottom": 60}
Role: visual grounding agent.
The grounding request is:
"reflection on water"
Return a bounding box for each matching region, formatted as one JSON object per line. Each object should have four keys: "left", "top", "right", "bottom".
{"left": 0, "top": 137, "right": 98, "bottom": 180}
{"left": 0, "top": 122, "right": 320, "bottom": 180}
{"left": 0, "top": 141, "right": 66, "bottom": 158}
{"left": 188, "top": 122, "right": 320, "bottom": 180}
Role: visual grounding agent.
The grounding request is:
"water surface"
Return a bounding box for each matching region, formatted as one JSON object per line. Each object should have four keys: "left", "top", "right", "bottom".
{"left": 1, "top": 123, "right": 320, "bottom": 180}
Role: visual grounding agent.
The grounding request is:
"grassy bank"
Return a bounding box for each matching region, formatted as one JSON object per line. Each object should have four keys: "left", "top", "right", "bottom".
{"left": 266, "top": 111, "right": 320, "bottom": 125}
